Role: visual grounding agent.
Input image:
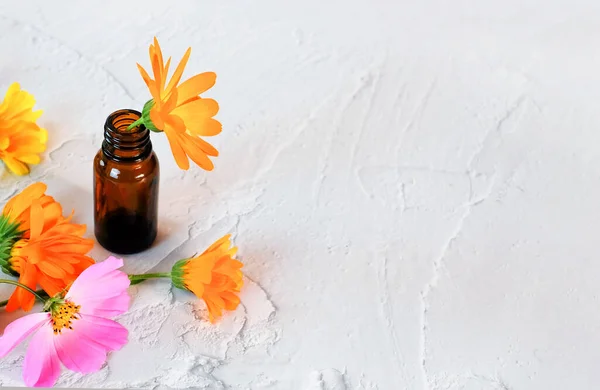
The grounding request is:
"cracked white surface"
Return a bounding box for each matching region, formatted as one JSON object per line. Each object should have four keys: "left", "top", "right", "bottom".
{"left": 1, "top": 1, "right": 599, "bottom": 389}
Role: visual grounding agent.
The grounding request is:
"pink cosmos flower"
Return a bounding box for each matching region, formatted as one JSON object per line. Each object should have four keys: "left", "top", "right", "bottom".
{"left": 0, "top": 256, "right": 130, "bottom": 387}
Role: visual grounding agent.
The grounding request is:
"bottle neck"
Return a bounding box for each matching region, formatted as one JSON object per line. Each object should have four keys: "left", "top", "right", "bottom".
{"left": 102, "top": 109, "right": 152, "bottom": 162}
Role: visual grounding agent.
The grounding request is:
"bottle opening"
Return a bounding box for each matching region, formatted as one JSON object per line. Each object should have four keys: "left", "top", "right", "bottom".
{"left": 109, "top": 110, "right": 143, "bottom": 134}
{"left": 103, "top": 109, "right": 152, "bottom": 161}
{"left": 107, "top": 109, "right": 144, "bottom": 134}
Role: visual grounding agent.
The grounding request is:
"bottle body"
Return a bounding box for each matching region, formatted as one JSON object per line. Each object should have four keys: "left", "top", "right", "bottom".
{"left": 94, "top": 109, "right": 159, "bottom": 254}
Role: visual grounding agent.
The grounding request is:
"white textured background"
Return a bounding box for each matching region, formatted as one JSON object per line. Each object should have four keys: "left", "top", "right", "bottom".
{"left": 0, "top": 1, "right": 599, "bottom": 389}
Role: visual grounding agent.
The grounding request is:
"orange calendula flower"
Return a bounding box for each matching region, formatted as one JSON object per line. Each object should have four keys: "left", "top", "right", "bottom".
{"left": 0, "top": 182, "right": 95, "bottom": 312}
{"left": 130, "top": 37, "right": 221, "bottom": 171}
{"left": 0, "top": 83, "right": 48, "bottom": 175}
{"left": 171, "top": 234, "right": 244, "bottom": 322}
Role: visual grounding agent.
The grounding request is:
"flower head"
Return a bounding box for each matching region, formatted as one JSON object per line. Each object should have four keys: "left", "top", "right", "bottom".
{"left": 0, "top": 83, "right": 47, "bottom": 175}
{"left": 0, "top": 182, "right": 94, "bottom": 312}
{"left": 171, "top": 234, "right": 243, "bottom": 322}
{"left": 133, "top": 37, "right": 221, "bottom": 171}
{"left": 0, "top": 256, "right": 130, "bottom": 387}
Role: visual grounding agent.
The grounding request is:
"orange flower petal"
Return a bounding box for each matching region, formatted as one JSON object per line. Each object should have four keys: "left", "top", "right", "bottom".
{"left": 179, "top": 136, "right": 214, "bottom": 171}
{"left": 2, "top": 183, "right": 95, "bottom": 312}
{"left": 186, "top": 280, "right": 206, "bottom": 300}
{"left": 136, "top": 63, "right": 154, "bottom": 90}
{"left": 153, "top": 37, "right": 165, "bottom": 82}
{"left": 37, "top": 261, "right": 67, "bottom": 279}
{"left": 162, "top": 88, "right": 179, "bottom": 115}
{"left": 185, "top": 118, "right": 222, "bottom": 137}
{"left": 204, "top": 297, "right": 223, "bottom": 323}
{"left": 150, "top": 40, "right": 163, "bottom": 90}
{"left": 221, "top": 291, "right": 241, "bottom": 310}
{"left": 41, "top": 202, "right": 62, "bottom": 231}
{"left": 28, "top": 200, "right": 44, "bottom": 239}
{"left": 177, "top": 234, "right": 244, "bottom": 322}
{"left": 176, "top": 72, "right": 216, "bottom": 106}
{"left": 172, "top": 98, "right": 219, "bottom": 123}
{"left": 137, "top": 39, "right": 221, "bottom": 172}
{"left": 187, "top": 134, "right": 219, "bottom": 157}
{"left": 164, "top": 47, "right": 191, "bottom": 98}
{"left": 138, "top": 64, "right": 161, "bottom": 103}
{"left": 6, "top": 261, "right": 38, "bottom": 312}
{"left": 38, "top": 273, "right": 65, "bottom": 297}
{"left": 203, "top": 235, "right": 231, "bottom": 254}
{"left": 149, "top": 107, "right": 166, "bottom": 130}
{"left": 3, "top": 182, "right": 46, "bottom": 221}
{"left": 163, "top": 118, "right": 189, "bottom": 170}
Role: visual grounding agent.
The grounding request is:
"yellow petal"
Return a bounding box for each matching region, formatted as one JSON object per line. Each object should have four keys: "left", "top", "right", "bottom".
{"left": 0, "top": 83, "right": 36, "bottom": 121}
{"left": 0, "top": 135, "right": 9, "bottom": 149}
{"left": 39, "top": 127, "right": 48, "bottom": 143}
{"left": 0, "top": 83, "right": 21, "bottom": 116}
{"left": 2, "top": 156, "right": 29, "bottom": 175}
{"left": 17, "top": 154, "right": 41, "bottom": 164}
{"left": 6, "top": 136, "right": 45, "bottom": 154}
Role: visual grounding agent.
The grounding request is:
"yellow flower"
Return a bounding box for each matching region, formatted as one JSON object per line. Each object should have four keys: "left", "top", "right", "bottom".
{"left": 171, "top": 234, "right": 243, "bottom": 322}
{"left": 132, "top": 37, "right": 221, "bottom": 171}
{"left": 0, "top": 83, "right": 47, "bottom": 175}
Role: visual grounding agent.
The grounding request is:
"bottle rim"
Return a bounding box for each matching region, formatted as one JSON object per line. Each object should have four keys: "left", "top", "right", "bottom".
{"left": 103, "top": 109, "right": 152, "bottom": 161}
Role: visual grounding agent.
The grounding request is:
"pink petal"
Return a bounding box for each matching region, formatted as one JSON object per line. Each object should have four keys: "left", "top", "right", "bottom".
{"left": 76, "top": 314, "right": 129, "bottom": 351}
{"left": 79, "top": 292, "right": 131, "bottom": 317}
{"left": 53, "top": 314, "right": 127, "bottom": 374}
{"left": 23, "top": 324, "right": 61, "bottom": 387}
{"left": 53, "top": 325, "right": 106, "bottom": 374}
{"left": 0, "top": 313, "right": 50, "bottom": 357}
{"left": 66, "top": 256, "right": 123, "bottom": 296}
{"left": 66, "top": 256, "right": 130, "bottom": 316}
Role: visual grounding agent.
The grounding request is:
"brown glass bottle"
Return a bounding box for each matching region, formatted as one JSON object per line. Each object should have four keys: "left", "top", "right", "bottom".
{"left": 94, "top": 109, "right": 159, "bottom": 254}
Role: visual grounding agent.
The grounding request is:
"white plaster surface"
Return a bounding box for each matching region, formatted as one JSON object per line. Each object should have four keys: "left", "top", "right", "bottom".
{"left": 0, "top": 1, "right": 598, "bottom": 389}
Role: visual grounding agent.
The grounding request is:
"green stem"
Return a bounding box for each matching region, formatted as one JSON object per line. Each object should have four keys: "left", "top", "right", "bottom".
{"left": 127, "top": 117, "right": 144, "bottom": 131}
{"left": 128, "top": 273, "right": 171, "bottom": 285}
{"left": 0, "top": 279, "right": 47, "bottom": 305}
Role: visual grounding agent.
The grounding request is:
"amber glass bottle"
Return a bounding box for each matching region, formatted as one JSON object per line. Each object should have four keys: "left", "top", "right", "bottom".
{"left": 94, "top": 109, "right": 159, "bottom": 254}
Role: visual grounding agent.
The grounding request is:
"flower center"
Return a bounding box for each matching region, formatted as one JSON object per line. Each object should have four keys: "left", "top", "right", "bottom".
{"left": 8, "top": 238, "right": 28, "bottom": 272}
{"left": 51, "top": 301, "right": 80, "bottom": 334}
